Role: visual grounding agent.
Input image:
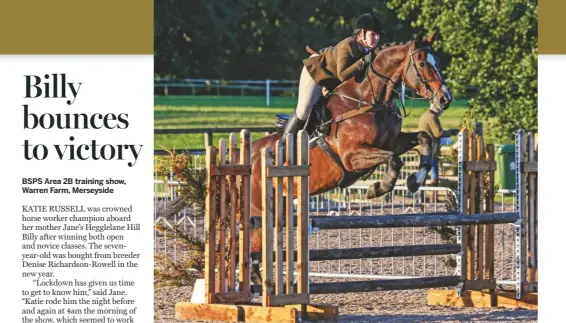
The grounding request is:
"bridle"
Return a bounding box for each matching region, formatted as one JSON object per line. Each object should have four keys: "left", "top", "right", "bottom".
{"left": 362, "top": 41, "right": 446, "bottom": 111}
{"left": 332, "top": 40, "right": 447, "bottom": 119}
{"left": 401, "top": 43, "right": 446, "bottom": 103}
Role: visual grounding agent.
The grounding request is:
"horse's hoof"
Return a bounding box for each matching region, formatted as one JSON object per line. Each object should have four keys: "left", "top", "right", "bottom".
{"left": 366, "top": 182, "right": 388, "bottom": 199}
{"left": 407, "top": 174, "right": 420, "bottom": 193}
{"left": 251, "top": 264, "right": 262, "bottom": 285}
{"left": 407, "top": 168, "right": 428, "bottom": 193}
{"left": 366, "top": 182, "right": 378, "bottom": 199}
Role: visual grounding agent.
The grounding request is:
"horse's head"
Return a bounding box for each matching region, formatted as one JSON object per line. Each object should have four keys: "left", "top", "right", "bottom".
{"left": 401, "top": 31, "right": 453, "bottom": 110}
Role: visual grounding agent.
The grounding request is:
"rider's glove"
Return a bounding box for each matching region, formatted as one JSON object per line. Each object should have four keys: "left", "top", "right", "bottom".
{"left": 362, "top": 52, "right": 373, "bottom": 66}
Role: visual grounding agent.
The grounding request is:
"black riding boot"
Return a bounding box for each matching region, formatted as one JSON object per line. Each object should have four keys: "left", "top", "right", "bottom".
{"left": 282, "top": 112, "right": 306, "bottom": 143}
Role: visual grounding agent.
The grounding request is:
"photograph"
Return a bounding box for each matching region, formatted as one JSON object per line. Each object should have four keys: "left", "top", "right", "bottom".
{"left": 153, "top": 1, "right": 538, "bottom": 322}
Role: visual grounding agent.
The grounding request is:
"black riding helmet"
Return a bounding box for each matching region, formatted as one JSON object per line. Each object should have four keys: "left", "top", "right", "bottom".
{"left": 355, "top": 13, "right": 385, "bottom": 35}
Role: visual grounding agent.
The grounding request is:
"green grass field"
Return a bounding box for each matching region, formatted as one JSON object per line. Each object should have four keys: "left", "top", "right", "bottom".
{"left": 155, "top": 95, "right": 470, "bottom": 151}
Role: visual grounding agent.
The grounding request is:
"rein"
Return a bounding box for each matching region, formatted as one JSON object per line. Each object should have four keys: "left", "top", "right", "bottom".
{"left": 322, "top": 41, "right": 445, "bottom": 128}
{"left": 369, "top": 41, "right": 446, "bottom": 114}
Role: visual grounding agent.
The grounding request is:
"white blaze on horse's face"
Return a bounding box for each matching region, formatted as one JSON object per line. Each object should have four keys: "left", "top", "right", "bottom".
{"left": 426, "top": 53, "right": 443, "bottom": 82}
{"left": 426, "top": 52, "right": 452, "bottom": 108}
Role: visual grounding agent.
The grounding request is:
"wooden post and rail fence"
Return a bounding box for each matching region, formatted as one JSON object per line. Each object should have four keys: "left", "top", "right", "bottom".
{"left": 175, "top": 128, "right": 537, "bottom": 323}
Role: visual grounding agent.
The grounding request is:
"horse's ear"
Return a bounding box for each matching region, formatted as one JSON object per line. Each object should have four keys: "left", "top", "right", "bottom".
{"left": 426, "top": 30, "right": 439, "bottom": 44}
{"left": 414, "top": 31, "right": 423, "bottom": 46}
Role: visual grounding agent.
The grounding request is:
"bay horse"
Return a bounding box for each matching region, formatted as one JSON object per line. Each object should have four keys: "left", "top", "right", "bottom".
{"left": 236, "top": 31, "right": 453, "bottom": 284}
{"left": 250, "top": 31, "right": 452, "bottom": 217}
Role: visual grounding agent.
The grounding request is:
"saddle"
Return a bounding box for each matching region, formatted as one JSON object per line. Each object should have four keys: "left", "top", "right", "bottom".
{"left": 274, "top": 46, "right": 336, "bottom": 141}
{"left": 274, "top": 95, "right": 376, "bottom": 189}
{"left": 274, "top": 95, "right": 332, "bottom": 145}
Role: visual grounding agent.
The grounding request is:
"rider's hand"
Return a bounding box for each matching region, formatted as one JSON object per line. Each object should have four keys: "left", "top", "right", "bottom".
{"left": 362, "top": 52, "right": 373, "bottom": 66}
{"left": 322, "top": 87, "right": 330, "bottom": 96}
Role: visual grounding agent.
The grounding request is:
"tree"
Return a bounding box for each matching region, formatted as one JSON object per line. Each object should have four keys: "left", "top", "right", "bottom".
{"left": 387, "top": 0, "right": 537, "bottom": 141}
{"left": 154, "top": 0, "right": 419, "bottom": 81}
{"left": 154, "top": 0, "right": 242, "bottom": 79}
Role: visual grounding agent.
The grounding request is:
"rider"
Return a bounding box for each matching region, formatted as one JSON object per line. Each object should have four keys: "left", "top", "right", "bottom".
{"left": 282, "top": 12, "right": 385, "bottom": 140}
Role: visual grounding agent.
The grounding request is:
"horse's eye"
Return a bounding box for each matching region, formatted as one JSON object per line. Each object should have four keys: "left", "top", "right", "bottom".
{"left": 419, "top": 62, "right": 425, "bottom": 68}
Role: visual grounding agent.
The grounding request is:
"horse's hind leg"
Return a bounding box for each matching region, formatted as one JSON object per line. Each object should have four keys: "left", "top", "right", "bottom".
{"left": 251, "top": 263, "right": 262, "bottom": 285}
{"left": 394, "top": 131, "right": 433, "bottom": 193}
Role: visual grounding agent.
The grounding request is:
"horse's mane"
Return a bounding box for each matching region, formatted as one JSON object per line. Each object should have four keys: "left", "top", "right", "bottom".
{"left": 330, "top": 39, "right": 414, "bottom": 98}
{"left": 372, "top": 40, "right": 412, "bottom": 55}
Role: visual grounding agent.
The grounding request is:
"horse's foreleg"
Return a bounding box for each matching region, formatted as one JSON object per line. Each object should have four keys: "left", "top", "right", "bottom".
{"left": 345, "top": 148, "right": 403, "bottom": 199}
{"left": 394, "top": 131, "right": 433, "bottom": 193}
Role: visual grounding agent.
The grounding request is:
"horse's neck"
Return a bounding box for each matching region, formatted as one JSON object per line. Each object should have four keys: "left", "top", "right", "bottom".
{"left": 336, "top": 45, "right": 408, "bottom": 107}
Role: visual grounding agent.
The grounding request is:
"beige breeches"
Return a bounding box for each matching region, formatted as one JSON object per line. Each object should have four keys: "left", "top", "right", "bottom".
{"left": 295, "top": 54, "right": 322, "bottom": 120}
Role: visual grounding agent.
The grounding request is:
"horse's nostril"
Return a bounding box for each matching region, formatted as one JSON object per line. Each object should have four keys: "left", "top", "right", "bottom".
{"left": 439, "top": 96, "right": 451, "bottom": 109}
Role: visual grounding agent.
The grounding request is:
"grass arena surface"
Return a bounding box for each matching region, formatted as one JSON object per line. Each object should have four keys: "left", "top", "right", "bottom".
{"left": 154, "top": 95, "right": 468, "bottom": 151}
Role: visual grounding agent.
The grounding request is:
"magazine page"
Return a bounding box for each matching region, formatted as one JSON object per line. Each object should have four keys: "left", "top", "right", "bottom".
{"left": 0, "top": 0, "right": 561, "bottom": 322}
{"left": 0, "top": 1, "right": 153, "bottom": 322}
